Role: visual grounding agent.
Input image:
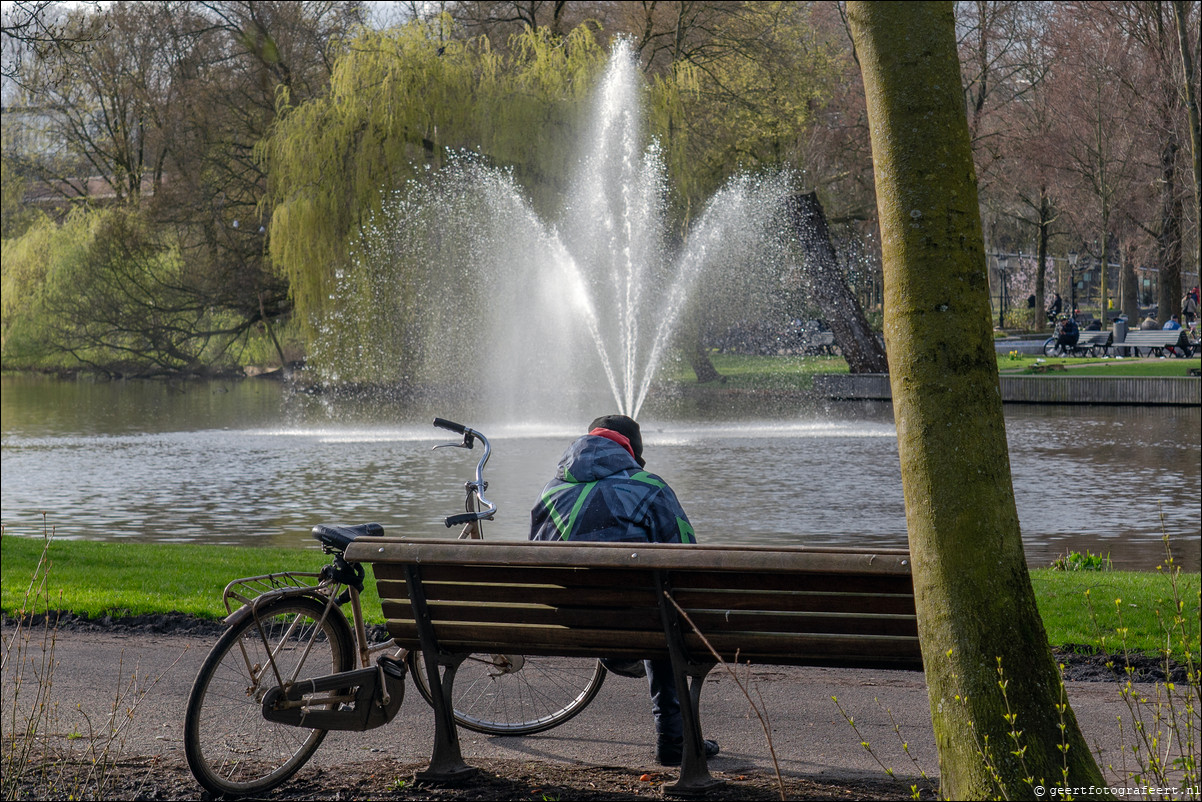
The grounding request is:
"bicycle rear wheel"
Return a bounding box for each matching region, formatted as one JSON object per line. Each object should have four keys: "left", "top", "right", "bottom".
{"left": 184, "top": 595, "right": 354, "bottom": 797}
{"left": 407, "top": 651, "right": 606, "bottom": 735}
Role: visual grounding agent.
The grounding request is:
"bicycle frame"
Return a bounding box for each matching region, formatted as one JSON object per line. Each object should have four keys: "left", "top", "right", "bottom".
{"left": 221, "top": 567, "right": 401, "bottom": 712}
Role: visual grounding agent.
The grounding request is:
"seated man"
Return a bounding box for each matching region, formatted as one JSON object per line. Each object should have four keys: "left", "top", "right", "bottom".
{"left": 1057, "top": 315, "right": 1079, "bottom": 351}
{"left": 1163, "top": 314, "right": 1184, "bottom": 355}
{"left": 530, "top": 414, "right": 718, "bottom": 766}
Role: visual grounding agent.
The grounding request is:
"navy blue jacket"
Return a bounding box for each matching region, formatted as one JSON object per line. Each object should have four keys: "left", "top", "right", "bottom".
{"left": 529, "top": 435, "right": 695, "bottom": 544}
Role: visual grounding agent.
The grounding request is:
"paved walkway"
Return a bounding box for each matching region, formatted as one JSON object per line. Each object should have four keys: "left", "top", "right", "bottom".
{"left": 14, "top": 628, "right": 1156, "bottom": 792}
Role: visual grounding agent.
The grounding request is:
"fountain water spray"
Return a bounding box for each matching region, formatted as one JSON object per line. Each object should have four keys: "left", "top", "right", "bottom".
{"left": 321, "top": 41, "right": 800, "bottom": 423}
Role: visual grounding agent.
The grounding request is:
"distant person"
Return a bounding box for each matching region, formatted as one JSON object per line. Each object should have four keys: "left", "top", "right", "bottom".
{"left": 1048, "top": 293, "right": 1062, "bottom": 319}
{"left": 1183, "top": 292, "right": 1198, "bottom": 324}
{"left": 1140, "top": 315, "right": 1159, "bottom": 330}
{"left": 1163, "top": 315, "right": 1184, "bottom": 356}
{"left": 530, "top": 414, "right": 718, "bottom": 767}
{"left": 1057, "top": 315, "right": 1079, "bottom": 350}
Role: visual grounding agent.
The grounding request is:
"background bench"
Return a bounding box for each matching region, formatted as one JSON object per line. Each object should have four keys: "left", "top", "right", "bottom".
{"left": 1071, "top": 330, "right": 1112, "bottom": 356}
{"left": 343, "top": 538, "right": 920, "bottom": 795}
{"left": 1113, "top": 330, "right": 1194, "bottom": 357}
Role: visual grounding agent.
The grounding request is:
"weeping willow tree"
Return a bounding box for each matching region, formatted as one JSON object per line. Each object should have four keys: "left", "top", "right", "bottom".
{"left": 262, "top": 17, "right": 608, "bottom": 378}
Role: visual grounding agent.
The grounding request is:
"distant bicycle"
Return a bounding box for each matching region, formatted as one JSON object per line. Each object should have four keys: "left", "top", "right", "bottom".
{"left": 1042, "top": 317, "right": 1095, "bottom": 357}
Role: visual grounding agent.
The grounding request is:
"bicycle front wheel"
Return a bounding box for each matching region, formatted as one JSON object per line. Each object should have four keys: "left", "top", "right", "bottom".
{"left": 184, "top": 595, "right": 354, "bottom": 797}
{"left": 407, "top": 651, "right": 606, "bottom": 735}
{"left": 1042, "top": 337, "right": 1060, "bottom": 357}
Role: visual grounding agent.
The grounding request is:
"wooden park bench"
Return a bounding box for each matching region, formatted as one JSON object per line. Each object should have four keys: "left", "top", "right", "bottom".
{"left": 804, "top": 330, "right": 839, "bottom": 355}
{"left": 1112, "top": 329, "right": 1194, "bottom": 358}
{"left": 1069, "top": 330, "right": 1112, "bottom": 356}
{"left": 342, "top": 538, "right": 921, "bottom": 796}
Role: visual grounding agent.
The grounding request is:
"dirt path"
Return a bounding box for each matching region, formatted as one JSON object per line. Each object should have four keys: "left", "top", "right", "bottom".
{"left": 5, "top": 623, "right": 1169, "bottom": 800}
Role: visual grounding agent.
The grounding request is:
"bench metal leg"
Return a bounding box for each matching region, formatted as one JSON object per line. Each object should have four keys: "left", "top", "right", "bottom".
{"left": 655, "top": 572, "right": 723, "bottom": 797}
{"left": 416, "top": 653, "right": 477, "bottom": 783}
{"left": 406, "top": 566, "right": 477, "bottom": 784}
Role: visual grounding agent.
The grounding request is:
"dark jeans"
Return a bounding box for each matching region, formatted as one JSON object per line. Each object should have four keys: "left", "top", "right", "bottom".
{"left": 646, "top": 659, "right": 681, "bottom": 741}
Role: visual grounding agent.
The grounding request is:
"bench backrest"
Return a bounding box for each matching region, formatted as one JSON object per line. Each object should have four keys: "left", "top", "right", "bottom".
{"left": 1122, "top": 330, "right": 1187, "bottom": 346}
{"left": 1078, "top": 331, "right": 1111, "bottom": 346}
{"left": 344, "top": 539, "right": 923, "bottom": 671}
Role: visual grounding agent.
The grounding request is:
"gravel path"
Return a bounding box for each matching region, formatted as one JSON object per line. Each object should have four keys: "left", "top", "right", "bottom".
{"left": 1, "top": 615, "right": 1186, "bottom": 800}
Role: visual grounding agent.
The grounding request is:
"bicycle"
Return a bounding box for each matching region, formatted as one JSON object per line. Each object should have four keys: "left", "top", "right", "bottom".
{"left": 182, "top": 418, "right": 607, "bottom": 797}
{"left": 1042, "top": 316, "right": 1093, "bottom": 357}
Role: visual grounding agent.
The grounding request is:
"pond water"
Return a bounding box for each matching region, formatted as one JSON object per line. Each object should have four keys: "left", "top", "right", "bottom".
{"left": 2, "top": 375, "right": 1198, "bottom": 570}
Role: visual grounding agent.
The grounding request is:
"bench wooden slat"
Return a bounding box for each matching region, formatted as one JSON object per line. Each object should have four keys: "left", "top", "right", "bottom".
{"left": 672, "top": 589, "right": 916, "bottom": 616}
{"left": 378, "top": 618, "right": 921, "bottom": 666}
{"left": 377, "top": 577, "right": 657, "bottom": 608}
{"left": 372, "top": 560, "right": 915, "bottom": 594}
{"left": 671, "top": 570, "right": 914, "bottom": 595}
{"left": 347, "top": 538, "right": 913, "bottom": 576}
{"left": 377, "top": 579, "right": 916, "bottom": 618}
{"left": 380, "top": 599, "right": 916, "bottom": 638}
{"left": 377, "top": 561, "right": 917, "bottom": 594}
{"left": 382, "top": 564, "right": 657, "bottom": 591}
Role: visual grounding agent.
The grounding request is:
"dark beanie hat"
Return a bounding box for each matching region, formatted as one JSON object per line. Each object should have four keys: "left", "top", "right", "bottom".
{"left": 588, "top": 414, "right": 644, "bottom": 467}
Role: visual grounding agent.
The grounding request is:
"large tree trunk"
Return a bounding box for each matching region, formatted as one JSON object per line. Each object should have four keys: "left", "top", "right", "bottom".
{"left": 787, "top": 191, "right": 889, "bottom": 373}
{"left": 1158, "top": 134, "right": 1184, "bottom": 321}
{"left": 683, "top": 316, "right": 723, "bottom": 383}
{"left": 1035, "top": 189, "right": 1051, "bottom": 325}
{"left": 846, "top": 3, "right": 1109, "bottom": 798}
{"left": 1120, "top": 242, "right": 1140, "bottom": 325}
{"left": 1171, "top": 1, "right": 1201, "bottom": 284}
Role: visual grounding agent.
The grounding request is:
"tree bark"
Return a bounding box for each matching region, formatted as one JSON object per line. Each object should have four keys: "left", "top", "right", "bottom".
{"left": 1159, "top": 135, "right": 1184, "bottom": 321}
{"left": 1035, "top": 189, "right": 1051, "bottom": 324}
{"left": 787, "top": 191, "right": 889, "bottom": 373}
{"left": 1120, "top": 241, "right": 1140, "bottom": 325}
{"left": 1171, "top": 1, "right": 1201, "bottom": 282}
{"left": 845, "top": 3, "right": 1109, "bottom": 798}
{"left": 684, "top": 317, "right": 723, "bottom": 383}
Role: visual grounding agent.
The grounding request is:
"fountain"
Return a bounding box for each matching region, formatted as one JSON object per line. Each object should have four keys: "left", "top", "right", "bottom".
{"left": 4, "top": 49, "right": 1197, "bottom": 572}
{"left": 316, "top": 40, "right": 800, "bottom": 423}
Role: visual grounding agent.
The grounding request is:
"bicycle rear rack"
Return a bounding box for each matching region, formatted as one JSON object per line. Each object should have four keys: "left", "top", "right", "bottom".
{"left": 222, "top": 571, "right": 326, "bottom": 617}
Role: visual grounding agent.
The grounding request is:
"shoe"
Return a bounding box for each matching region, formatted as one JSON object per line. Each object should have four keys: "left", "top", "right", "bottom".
{"left": 656, "top": 736, "right": 720, "bottom": 766}
{"left": 600, "top": 659, "right": 647, "bottom": 679}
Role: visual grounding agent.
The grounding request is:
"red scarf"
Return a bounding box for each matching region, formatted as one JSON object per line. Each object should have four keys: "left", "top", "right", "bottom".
{"left": 589, "top": 427, "right": 637, "bottom": 463}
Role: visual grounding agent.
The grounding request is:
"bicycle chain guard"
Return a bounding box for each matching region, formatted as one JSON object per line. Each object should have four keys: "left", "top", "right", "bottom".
{"left": 261, "top": 655, "right": 406, "bottom": 731}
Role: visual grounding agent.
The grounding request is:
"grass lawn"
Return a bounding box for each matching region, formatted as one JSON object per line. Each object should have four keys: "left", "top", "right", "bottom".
{"left": 664, "top": 353, "right": 847, "bottom": 391}
{"left": 997, "top": 353, "right": 1201, "bottom": 376}
{"left": 661, "top": 350, "right": 1198, "bottom": 388}
{"left": 3, "top": 535, "right": 1197, "bottom": 661}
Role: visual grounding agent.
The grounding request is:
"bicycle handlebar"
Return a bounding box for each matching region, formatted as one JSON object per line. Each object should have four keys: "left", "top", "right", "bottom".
{"left": 433, "top": 416, "right": 475, "bottom": 447}
{"left": 432, "top": 418, "right": 496, "bottom": 528}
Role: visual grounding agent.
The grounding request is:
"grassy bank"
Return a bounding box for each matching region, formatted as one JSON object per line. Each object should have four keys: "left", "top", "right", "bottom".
{"left": 998, "top": 353, "right": 1201, "bottom": 376}
{"left": 2, "top": 535, "right": 1197, "bottom": 660}
{"left": 663, "top": 354, "right": 847, "bottom": 391}
{"left": 661, "top": 350, "right": 1199, "bottom": 391}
